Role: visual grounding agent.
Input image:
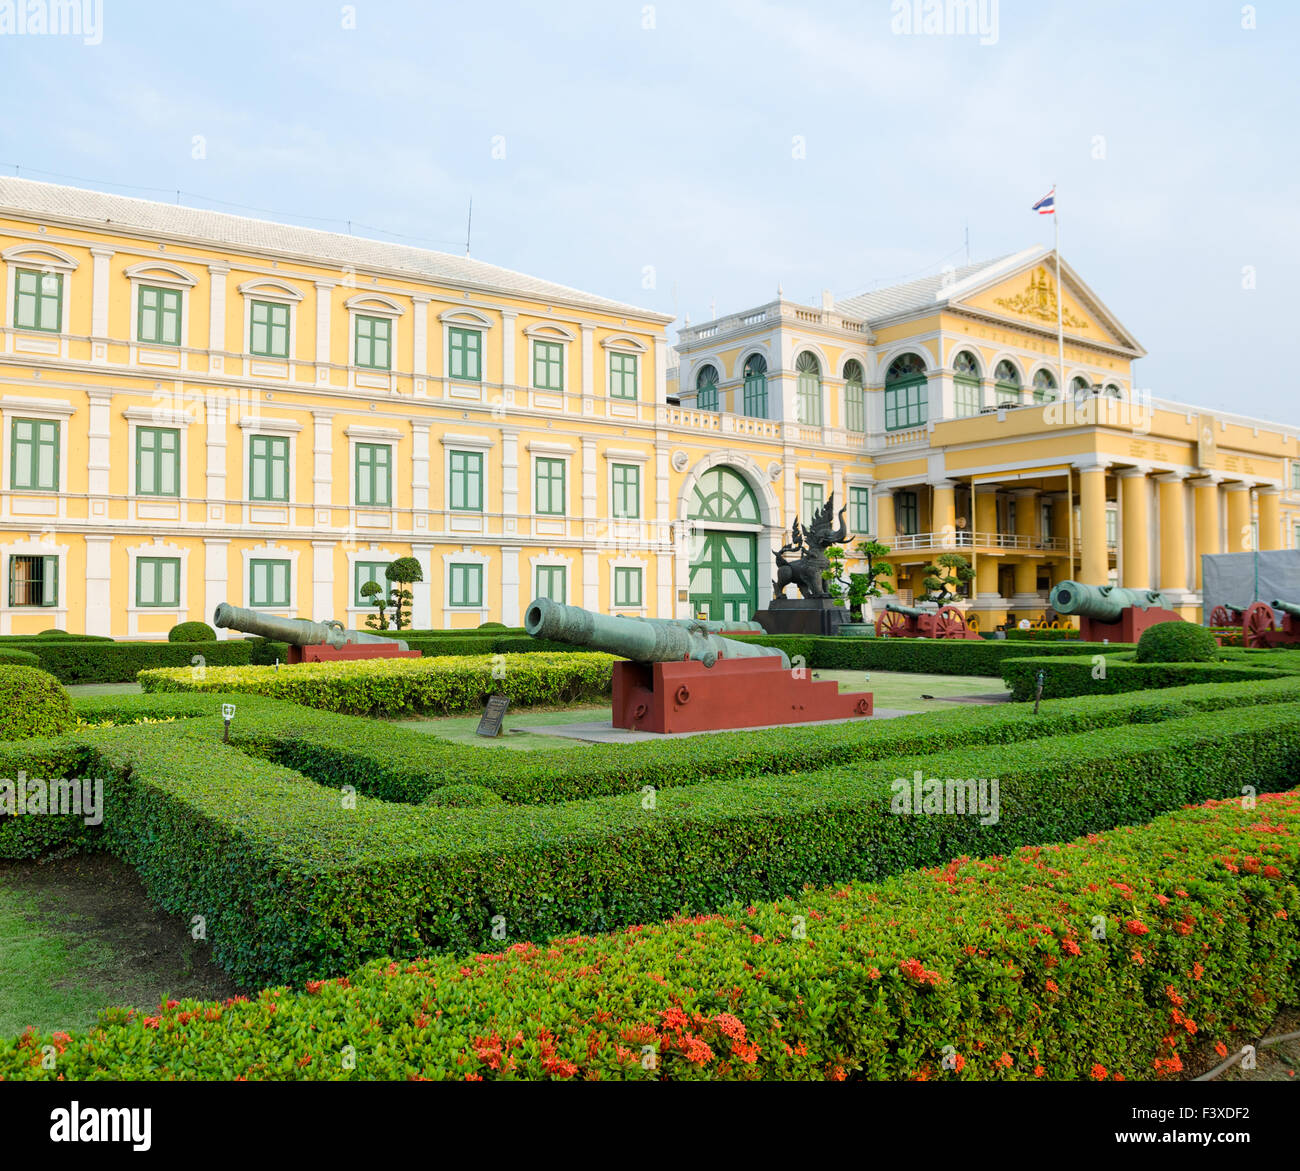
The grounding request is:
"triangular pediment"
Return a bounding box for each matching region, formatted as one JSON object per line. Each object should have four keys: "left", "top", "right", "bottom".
{"left": 948, "top": 253, "right": 1143, "bottom": 355}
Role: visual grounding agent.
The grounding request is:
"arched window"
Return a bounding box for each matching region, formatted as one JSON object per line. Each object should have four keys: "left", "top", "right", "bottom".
{"left": 695, "top": 363, "right": 719, "bottom": 412}
{"left": 1104, "top": 383, "right": 1122, "bottom": 399}
{"left": 1032, "top": 369, "right": 1057, "bottom": 404}
{"left": 1071, "top": 375, "right": 1093, "bottom": 402}
{"left": 795, "top": 352, "right": 823, "bottom": 426}
{"left": 884, "top": 353, "right": 927, "bottom": 431}
{"left": 742, "top": 353, "right": 768, "bottom": 418}
{"left": 843, "top": 359, "right": 865, "bottom": 433}
{"left": 953, "top": 350, "right": 982, "bottom": 417}
{"left": 993, "top": 360, "right": 1021, "bottom": 406}
{"left": 688, "top": 465, "right": 761, "bottom": 524}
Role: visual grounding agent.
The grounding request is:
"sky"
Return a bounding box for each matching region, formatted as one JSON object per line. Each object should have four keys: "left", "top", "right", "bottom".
{"left": 1, "top": 0, "right": 1295, "bottom": 420}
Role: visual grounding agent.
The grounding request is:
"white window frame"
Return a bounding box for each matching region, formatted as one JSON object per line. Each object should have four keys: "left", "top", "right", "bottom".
{"left": 3, "top": 245, "right": 79, "bottom": 361}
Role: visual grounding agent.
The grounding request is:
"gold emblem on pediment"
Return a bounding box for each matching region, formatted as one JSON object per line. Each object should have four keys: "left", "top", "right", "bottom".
{"left": 993, "top": 267, "right": 1089, "bottom": 329}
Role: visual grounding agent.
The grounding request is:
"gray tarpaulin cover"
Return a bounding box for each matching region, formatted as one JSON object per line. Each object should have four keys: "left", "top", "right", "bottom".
{"left": 1201, "top": 550, "right": 1300, "bottom": 621}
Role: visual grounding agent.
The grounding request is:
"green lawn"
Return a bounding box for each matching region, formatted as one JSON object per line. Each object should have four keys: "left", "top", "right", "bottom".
{"left": 0, "top": 882, "right": 124, "bottom": 1036}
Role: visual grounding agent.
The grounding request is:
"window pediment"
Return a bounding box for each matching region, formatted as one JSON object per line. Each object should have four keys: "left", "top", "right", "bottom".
{"left": 344, "top": 293, "right": 405, "bottom": 316}
{"left": 2, "top": 244, "right": 79, "bottom": 272}
{"left": 237, "top": 278, "right": 303, "bottom": 302}
{"left": 123, "top": 261, "right": 197, "bottom": 287}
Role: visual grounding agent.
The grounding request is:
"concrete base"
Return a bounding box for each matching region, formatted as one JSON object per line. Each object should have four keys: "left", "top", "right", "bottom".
{"left": 755, "top": 596, "right": 850, "bottom": 636}
{"left": 529, "top": 709, "right": 917, "bottom": 744}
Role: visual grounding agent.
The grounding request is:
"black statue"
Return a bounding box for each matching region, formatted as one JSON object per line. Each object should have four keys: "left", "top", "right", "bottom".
{"left": 773, "top": 494, "right": 850, "bottom": 599}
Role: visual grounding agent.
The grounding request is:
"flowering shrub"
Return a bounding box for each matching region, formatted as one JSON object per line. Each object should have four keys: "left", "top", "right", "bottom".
{"left": 138, "top": 653, "right": 617, "bottom": 716}
{"left": 2, "top": 791, "right": 1294, "bottom": 1081}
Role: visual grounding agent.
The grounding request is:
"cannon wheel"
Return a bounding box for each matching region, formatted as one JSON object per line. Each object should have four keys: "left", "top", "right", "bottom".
{"left": 1209, "top": 605, "right": 1231, "bottom": 627}
{"left": 1243, "top": 602, "right": 1275, "bottom": 648}
{"left": 876, "top": 609, "right": 910, "bottom": 638}
{"left": 934, "top": 605, "right": 971, "bottom": 639}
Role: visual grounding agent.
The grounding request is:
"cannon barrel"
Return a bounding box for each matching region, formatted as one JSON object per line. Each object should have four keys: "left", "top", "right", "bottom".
{"left": 631, "top": 616, "right": 767, "bottom": 634}
{"left": 524, "top": 597, "right": 789, "bottom": 669}
{"left": 1048, "top": 581, "right": 1169, "bottom": 622}
{"left": 1272, "top": 600, "right": 1300, "bottom": 619}
{"left": 213, "top": 602, "right": 407, "bottom": 650}
{"left": 884, "top": 601, "right": 933, "bottom": 619}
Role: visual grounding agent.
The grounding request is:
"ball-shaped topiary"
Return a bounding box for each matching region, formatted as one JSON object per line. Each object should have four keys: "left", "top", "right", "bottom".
{"left": 1135, "top": 621, "right": 1218, "bottom": 663}
{"left": 0, "top": 665, "right": 76, "bottom": 740}
{"left": 168, "top": 621, "right": 217, "bottom": 643}
{"left": 384, "top": 557, "right": 424, "bottom": 585}
{"left": 476, "top": 621, "right": 507, "bottom": 630}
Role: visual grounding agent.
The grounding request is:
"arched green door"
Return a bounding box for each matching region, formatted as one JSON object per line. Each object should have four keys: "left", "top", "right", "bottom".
{"left": 687, "top": 467, "right": 760, "bottom": 621}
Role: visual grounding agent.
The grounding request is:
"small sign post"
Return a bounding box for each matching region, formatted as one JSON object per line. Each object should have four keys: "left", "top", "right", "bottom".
{"left": 476, "top": 693, "right": 509, "bottom": 738}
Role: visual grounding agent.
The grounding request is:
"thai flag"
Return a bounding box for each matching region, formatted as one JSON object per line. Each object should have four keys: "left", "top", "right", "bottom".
{"left": 1032, "top": 189, "right": 1056, "bottom": 215}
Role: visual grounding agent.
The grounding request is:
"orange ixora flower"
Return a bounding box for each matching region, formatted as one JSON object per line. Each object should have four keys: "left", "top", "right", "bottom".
{"left": 1090, "top": 1063, "right": 1108, "bottom": 1080}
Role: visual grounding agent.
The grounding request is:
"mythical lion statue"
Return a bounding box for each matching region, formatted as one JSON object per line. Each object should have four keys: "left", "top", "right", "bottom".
{"left": 773, "top": 494, "right": 850, "bottom": 599}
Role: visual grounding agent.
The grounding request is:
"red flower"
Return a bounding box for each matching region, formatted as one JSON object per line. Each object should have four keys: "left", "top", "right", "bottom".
{"left": 1215, "top": 1042, "right": 1228, "bottom": 1058}
{"left": 1123, "top": 920, "right": 1149, "bottom": 936}
{"left": 1090, "top": 1063, "right": 1108, "bottom": 1080}
{"left": 1061, "top": 939, "right": 1081, "bottom": 956}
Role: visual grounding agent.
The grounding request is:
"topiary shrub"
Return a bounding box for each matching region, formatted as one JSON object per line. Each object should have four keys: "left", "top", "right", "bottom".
{"left": 0, "top": 649, "right": 40, "bottom": 667}
{"left": 1135, "top": 621, "right": 1218, "bottom": 664}
{"left": 477, "top": 622, "right": 507, "bottom": 630}
{"left": 168, "top": 621, "right": 217, "bottom": 643}
{"left": 0, "top": 666, "right": 76, "bottom": 740}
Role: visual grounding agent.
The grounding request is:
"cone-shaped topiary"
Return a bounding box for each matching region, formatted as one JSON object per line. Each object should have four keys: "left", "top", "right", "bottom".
{"left": 1135, "top": 620, "right": 1218, "bottom": 663}
{"left": 168, "top": 621, "right": 217, "bottom": 643}
{"left": 0, "top": 665, "right": 76, "bottom": 740}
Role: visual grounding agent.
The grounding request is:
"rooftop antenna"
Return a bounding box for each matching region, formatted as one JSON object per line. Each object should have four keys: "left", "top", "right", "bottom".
{"left": 465, "top": 197, "right": 472, "bottom": 256}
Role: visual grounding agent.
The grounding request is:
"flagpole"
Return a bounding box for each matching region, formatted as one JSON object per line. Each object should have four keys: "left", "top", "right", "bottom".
{"left": 1054, "top": 185, "right": 1065, "bottom": 397}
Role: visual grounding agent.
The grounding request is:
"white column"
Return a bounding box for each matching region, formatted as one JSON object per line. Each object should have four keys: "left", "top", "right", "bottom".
{"left": 656, "top": 551, "right": 673, "bottom": 619}
{"left": 84, "top": 536, "right": 114, "bottom": 636}
{"left": 653, "top": 336, "right": 668, "bottom": 405}
{"left": 312, "top": 410, "right": 334, "bottom": 509}
{"left": 86, "top": 389, "right": 112, "bottom": 508}
{"left": 583, "top": 548, "right": 599, "bottom": 609}
{"left": 501, "top": 545, "right": 521, "bottom": 625}
{"left": 208, "top": 262, "right": 229, "bottom": 369}
{"left": 206, "top": 399, "right": 228, "bottom": 520}
{"left": 90, "top": 246, "right": 113, "bottom": 359}
{"left": 311, "top": 541, "right": 334, "bottom": 620}
{"left": 771, "top": 329, "right": 799, "bottom": 423}
{"left": 501, "top": 429, "right": 520, "bottom": 536}
{"left": 411, "top": 542, "right": 433, "bottom": 628}
{"left": 581, "top": 436, "right": 598, "bottom": 522}
{"left": 410, "top": 421, "right": 430, "bottom": 515}
{"left": 204, "top": 539, "right": 230, "bottom": 636}
{"left": 411, "top": 294, "right": 431, "bottom": 379}
{"left": 581, "top": 323, "right": 595, "bottom": 415}
{"left": 501, "top": 310, "right": 518, "bottom": 404}
{"left": 314, "top": 280, "right": 335, "bottom": 383}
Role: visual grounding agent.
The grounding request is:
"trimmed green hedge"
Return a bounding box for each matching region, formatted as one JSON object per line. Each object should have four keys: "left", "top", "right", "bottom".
{"left": 0, "top": 649, "right": 40, "bottom": 668}
{"left": 137, "top": 653, "right": 616, "bottom": 716}
{"left": 0, "top": 737, "right": 100, "bottom": 858}
{"left": 1001, "top": 653, "right": 1293, "bottom": 701}
{"left": 169, "top": 621, "right": 217, "bottom": 643}
{"left": 1002, "top": 628, "right": 1081, "bottom": 641}
{"left": 221, "top": 674, "right": 1300, "bottom": 807}
{"left": 75, "top": 700, "right": 1300, "bottom": 985}
{"left": 4, "top": 787, "right": 1294, "bottom": 1080}
{"left": 0, "top": 666, "right": 75, "bottom": 740}
{"left": 0, "top": 639, "right": 252, "bottom": 684}
{"left": 1136, "top": 621, "right": 1218, "bottom": 663}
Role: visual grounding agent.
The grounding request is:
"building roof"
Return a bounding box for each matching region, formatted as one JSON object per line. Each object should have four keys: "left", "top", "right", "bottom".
{"left": 0, "top": 177, "right": 674, "bottom": 322}
{"left": 833, "top": 248, "right": 1042, "bottom": 324}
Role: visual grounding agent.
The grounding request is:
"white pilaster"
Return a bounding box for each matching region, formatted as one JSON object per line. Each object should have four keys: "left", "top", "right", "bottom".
{"left": 205, "top": 399, "right": 227, "bottom": 519}
{"left": 314, "top": 280, "right": 335, "bottom": 383}
{"left": 581, "top": 323, "right": 595, "bottom": 415}
{"left": 583, "top": 547, "right": 599, "bottom": 610}
{"left": 411, "top": 421, "right": 430, "bottom": 514}
{"left": 311, "top": 541, "right": 334, "bottom": 620}
{"left": 411, "top": 542, "right": 433, "bottom": 628}
{"left": 208, "top": 262, "right": 229, "bottom": 363}
{"left": 501, "top": 545, "right": 521, "bottom": 625}
{"left": 86, "top": 389, "right": 112, "bottom": 508}
{"left": 84, "top": 536, "right": 114, "bottom": 636}
{"left": 204, "top": 539, "right": 230, "bottom": 637}
{"left": 312, "top": 410, "right": 334, "bottom": 509}
{"left": 411, "top": 294, "right": 431, "bottom": 378}
{"left": 90, "top": 246, "right": 113, "bottom": 359}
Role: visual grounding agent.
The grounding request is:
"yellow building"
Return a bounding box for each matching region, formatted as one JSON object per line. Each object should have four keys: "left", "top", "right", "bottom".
{"left": 672, "top": 250, "right": 1300, "bottom": 624}
{"left": 0, "top": 177, "right": 1295, "bottom": 636}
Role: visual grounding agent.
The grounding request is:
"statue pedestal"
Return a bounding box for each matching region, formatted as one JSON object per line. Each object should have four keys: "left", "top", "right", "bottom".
{"left": 754, "top": 597, "right": 850, "bottom": 636}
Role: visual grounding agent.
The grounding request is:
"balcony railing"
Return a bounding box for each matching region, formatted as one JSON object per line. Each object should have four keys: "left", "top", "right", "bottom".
{"left": 888, "top": 530, "right": 1080, "bottom": 553}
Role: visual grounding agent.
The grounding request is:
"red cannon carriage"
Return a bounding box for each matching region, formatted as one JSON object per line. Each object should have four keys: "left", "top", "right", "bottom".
{"left": 874, "top": 601, "right": 981, "bottom": 640}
